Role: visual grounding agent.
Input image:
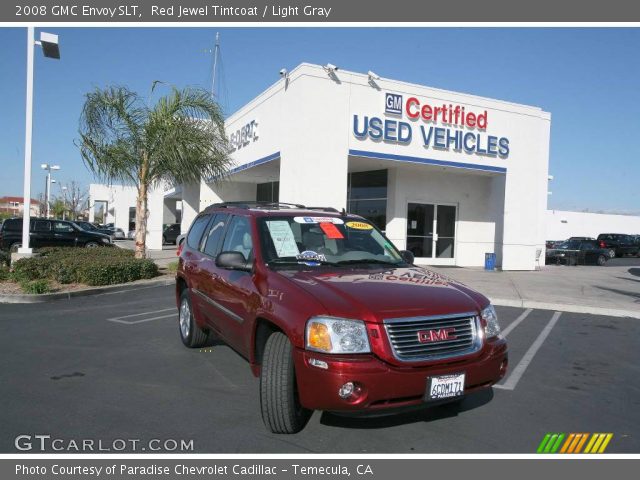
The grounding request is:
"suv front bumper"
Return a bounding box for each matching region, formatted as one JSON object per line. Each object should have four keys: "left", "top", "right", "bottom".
{"left": 293, "top": 338, "right": 507, "bottom": 412}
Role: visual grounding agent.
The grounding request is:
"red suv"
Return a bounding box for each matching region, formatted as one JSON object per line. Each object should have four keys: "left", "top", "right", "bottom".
{"left": 176, "top": 202, "right": 508, "bottom": 433}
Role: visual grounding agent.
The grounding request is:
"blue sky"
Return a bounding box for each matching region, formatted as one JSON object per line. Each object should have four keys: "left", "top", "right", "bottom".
{"left": 0, "top": 28, "right": 638, "bottom": 213}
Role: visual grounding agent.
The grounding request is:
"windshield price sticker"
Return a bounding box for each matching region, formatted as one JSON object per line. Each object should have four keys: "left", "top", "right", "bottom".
{"left": 346, "top": 221, "right": 373, "bottom": 230}
{"left": 266, "top": 220, "right": 300, "bottom": 257}
{"left": 294, "top": 216, "right": 344, "bottom": 225}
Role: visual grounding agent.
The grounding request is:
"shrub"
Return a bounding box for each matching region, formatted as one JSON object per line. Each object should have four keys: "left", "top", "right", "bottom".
{"left": 0, "top": 267, "right": 9, "bottom": 281}
{"left": 166, "top": 261, "right": 179, "bottom": 273}
{"left": 11, "top": 247, "right": 159, "bottom": 287}
{"left": 20, "top": 279, "right": 51, "bottom": 294}
{"left": 0, "top": 249, "right": 9, "bottom": 267}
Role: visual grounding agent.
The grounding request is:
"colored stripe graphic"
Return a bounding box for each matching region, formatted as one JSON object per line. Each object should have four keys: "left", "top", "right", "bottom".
{"left": 538, "top": 433, "right": 613, "bottom": 453}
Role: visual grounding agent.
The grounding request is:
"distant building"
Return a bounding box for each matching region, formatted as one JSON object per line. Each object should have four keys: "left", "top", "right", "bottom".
{"left": 0, "top": 196, "right": 40, "bottom": 217}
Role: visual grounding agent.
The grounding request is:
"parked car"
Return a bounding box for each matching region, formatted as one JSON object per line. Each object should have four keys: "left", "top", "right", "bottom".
{"left": 567, "top": 236, "right": 595, "bottom": 242}
{"left": 0, "top": 218, "right": 112, "bottom": 252}
{"left": 176, "top": 202, "right": 507, "bottom": 433}
{"left": 176, "top": 233, "right": 186, "bottom": 248}
{"left": 546, "top": 239, "right": 609, "bottom": 266}
{"left": 75, "top": 221, "right": 116, "bottom": 240}
{"left": 596, "top": 233, "right": 640, "bottom": 258}
{"left": 546, "top": 240, "right": 563, "bottom": 249}
{"left": 127, "top": 230, "right": 136, "bottom": 240}
{"left": 162, "top": 223, "right": 181, "bottom": 245}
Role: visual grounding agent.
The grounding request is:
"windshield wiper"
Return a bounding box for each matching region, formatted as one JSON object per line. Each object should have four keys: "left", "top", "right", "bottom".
{"left": 335, "top": 259, "right": 401, "bottom": 266}
{"left": 268, "top": 258, "right": 339, "bottom": 267}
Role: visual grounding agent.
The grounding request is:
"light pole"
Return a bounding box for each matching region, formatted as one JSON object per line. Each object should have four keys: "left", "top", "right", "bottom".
{"left": 18, "top": 27, "right": 60, "bottom": 255}
{"left": 41, "top": 163, "right": 60, "bottom": 218}
{"left": 61, "top": 185, "right": 68, "bottom": 220}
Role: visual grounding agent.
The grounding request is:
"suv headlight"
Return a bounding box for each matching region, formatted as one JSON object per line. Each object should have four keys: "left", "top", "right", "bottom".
{"left": 481, "top": 304, "right": 501, "bottom": 338}
{"left": 101, "top": 236, "right": 111, "bottom": 243}
{"left": 305, "top": 317, "right": 371, "bottom": 354}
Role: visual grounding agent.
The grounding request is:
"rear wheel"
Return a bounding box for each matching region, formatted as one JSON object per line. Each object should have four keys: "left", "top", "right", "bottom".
{"left": 178, "top": 289, "right": 209, "bottom": 348}
{"left": 260, "top": 332, "right": 312, "bottom": 434}
{"left": 607, "top": 248, "right": 615, "bottom": 258}
{"left": 9, "top": 242, "right": 21, "bottom": 253}
{"left": 597, "top": 254, "right": 607, "bottom": 266}
{"left": 85, "top": 241, "right": 99, "bottom": 248}
{"left": 162, "top": 235, "right": 167, "bottom": 245}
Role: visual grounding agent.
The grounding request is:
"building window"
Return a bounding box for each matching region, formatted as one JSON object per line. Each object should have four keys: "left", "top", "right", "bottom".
{"left": 347, "top": 169, "right": 388, "bottom": 230}
{"left": 256, "top": 181, "right": 279, "bottom": 203}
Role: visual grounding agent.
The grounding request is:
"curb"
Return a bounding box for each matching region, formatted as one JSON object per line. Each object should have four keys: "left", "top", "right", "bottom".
{"left": 490, "top": 297, "right": 640, "bottom": 319}
{"left": 0, "top": 277, "right": 174, "bottom": 304}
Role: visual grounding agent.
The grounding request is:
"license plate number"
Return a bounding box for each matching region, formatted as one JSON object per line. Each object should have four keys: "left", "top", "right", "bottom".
{"left": 426, "top": 373, "right": 465, "bottom": 401}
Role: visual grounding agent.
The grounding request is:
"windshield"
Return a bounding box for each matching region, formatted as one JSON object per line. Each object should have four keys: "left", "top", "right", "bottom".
{"left": 258, "top": 215, "right": 404, "bottom": 267}
{"left": 557, "top": 240, "right": 581, "bottom": 250}
{"left": 77, "top": 222, "right": 96, "bottom": 231}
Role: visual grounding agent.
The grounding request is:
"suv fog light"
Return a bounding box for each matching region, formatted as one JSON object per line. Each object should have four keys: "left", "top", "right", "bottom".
{"left": 338, "top": 382, "right": 355, "bottom": 399}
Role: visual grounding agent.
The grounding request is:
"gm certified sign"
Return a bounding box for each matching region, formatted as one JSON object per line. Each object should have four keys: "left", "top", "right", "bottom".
{"left": 385, "top": 93, "right": 403, "bottom": 115}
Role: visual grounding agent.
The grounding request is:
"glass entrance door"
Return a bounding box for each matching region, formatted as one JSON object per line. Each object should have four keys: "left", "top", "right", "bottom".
{"left": 406, "top": 203, "right": 457, "bottom": 260}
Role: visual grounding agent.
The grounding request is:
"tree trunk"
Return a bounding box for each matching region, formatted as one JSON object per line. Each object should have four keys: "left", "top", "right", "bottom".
{"left": 134, "top": 159, "right": 149, "bottom": 259}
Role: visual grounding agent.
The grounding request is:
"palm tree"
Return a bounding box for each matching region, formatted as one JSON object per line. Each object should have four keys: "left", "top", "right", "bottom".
{"left": 78, "top": 85, "right": 231, "bottom": 258}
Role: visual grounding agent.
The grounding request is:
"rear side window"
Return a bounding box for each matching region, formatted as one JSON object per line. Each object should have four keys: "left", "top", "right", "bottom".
{"left": 2, "top": 219, "right": 21, "bottom": 232}
{"left": 53, "top": 222, "right": 74, "bottom": 233}
{"left": 202, "top": 214, "right": 228, "bottom": 257}
{"left": 186, "top": 214, "right": 211, "bottom": 249}
{"left": 34, "top": 221, "right": 51, "bottom": 232}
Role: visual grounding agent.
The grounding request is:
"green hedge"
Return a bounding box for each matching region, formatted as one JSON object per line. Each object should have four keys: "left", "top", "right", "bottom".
{"left": 11, "top": 247, "right": 158, "bottom": 286}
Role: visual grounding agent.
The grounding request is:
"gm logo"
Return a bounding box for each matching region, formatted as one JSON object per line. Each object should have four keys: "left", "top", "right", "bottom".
{"left": 385, "top": 93, "right": 403, "bottom": 115}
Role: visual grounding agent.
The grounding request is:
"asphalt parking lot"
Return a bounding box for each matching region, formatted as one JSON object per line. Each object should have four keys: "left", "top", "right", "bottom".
{"left": 0, "top": 284, "right": 638, "bottom": 453}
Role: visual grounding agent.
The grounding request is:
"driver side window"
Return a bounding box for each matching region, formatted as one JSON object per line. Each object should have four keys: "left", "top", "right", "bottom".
{"left": 222, "top": 216, "right": 253, "bottom": 261}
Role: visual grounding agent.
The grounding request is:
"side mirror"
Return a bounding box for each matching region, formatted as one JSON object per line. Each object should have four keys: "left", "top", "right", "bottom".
{"left": 215, "top": 251, "right": 251, "bottom": 271}
{"left": 400, "top": 250, "right": 415, "bottom": 264}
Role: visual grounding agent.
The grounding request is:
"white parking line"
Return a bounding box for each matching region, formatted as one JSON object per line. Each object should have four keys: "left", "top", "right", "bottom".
{"left": 501, "top": 308, "right": 533, "bottom": 338}
{"left": 107, "top": 308, "right": 175, "bottom": 325}
{"left": 494, "top": 311, "right": 562, "bottom": 391}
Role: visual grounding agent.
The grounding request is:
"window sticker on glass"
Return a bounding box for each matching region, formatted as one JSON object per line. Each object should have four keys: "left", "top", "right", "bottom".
{"left": 319, "top": 222, "right": 344, "bottom": 239}
{"left": 345, "top": 221, "right": 373, "bottom": 230}
{"left": 293, "top": 216, "right": 344, "bottom": 225}
{"left": 266, "top": 220, "right": 300, "bottom": 257}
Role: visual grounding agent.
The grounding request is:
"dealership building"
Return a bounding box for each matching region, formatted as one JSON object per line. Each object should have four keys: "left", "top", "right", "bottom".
{"left": 92, "top": 63, "right": 554, "bottom": 270}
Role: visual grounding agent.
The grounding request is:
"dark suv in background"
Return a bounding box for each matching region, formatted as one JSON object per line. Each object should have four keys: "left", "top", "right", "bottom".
{"left": 0, "top": 218, "right": 112, "bottom": 252}
{"left": 596, "top": 233, "right": 640, "bottom": 258}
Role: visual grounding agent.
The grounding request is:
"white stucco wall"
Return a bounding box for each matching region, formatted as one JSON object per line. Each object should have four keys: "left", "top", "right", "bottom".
{"left": 215, "top": 63, "right": 550, "bottom": 270}
{"left": 546, "top": 210, "right": 640, "bottom": 240}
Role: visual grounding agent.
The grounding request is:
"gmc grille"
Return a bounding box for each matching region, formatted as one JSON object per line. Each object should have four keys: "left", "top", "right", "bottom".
{"left": 383, "top": 312, "right": 482, "bottom": 362}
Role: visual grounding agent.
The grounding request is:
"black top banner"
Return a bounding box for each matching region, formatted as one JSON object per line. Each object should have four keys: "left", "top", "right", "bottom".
{"left": 4, "top": 0, "right": 640, "bottom": 22}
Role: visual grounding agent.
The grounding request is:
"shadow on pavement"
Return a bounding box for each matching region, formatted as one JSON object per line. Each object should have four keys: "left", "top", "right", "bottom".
{"left": 319, "top": 388, "right": 493, "bottom": 430}
{"left": 629, "top": 268, "right": 640, "bottom": 278}
{"left": 594, "top": 285, "right": 640, "bottom": 300}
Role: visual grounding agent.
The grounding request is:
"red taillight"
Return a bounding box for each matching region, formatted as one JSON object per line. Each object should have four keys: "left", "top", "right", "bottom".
{"left": 176, "top": 243, "right": 183, "bottom": 257}
{"left": 599, "top": 241, "right": 606, "bottom": 248}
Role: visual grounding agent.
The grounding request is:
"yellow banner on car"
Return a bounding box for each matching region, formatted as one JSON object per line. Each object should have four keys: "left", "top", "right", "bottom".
{"left": 345, "top": 221, "right": 373, "bottom": 230}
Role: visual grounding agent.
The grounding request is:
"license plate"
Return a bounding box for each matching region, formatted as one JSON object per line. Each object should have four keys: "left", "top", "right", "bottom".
{"left": 426, "top": 373, "right": 465, "bottom": 401}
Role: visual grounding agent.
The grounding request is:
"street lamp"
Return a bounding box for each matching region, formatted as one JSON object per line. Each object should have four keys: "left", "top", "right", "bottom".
{"left": 61, "top": 185, "right": 68, "bottom": 220}
{"left": 41, "top": 163, "right": 61, "bottom": 218}
{"left": 18, "top": 28, "right": 61, "bottom": 255}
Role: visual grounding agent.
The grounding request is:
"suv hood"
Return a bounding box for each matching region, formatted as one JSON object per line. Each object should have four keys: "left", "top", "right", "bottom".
{"left": 279, "top": 266, "right": 488, "bottom": 322}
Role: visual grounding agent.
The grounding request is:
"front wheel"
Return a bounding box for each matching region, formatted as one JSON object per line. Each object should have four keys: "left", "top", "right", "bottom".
{"left": 260, "top": 332, "right": 312, "bottom": 434}
{"left": 607, "top": 248, "right": 615, "bottom": 258}
{"left": 9, "top": 242, "right": 21, "bottom": 253}
{"left": 597, "top": 254, "right": 607, "bottom": 266}
{"left": 178, "top": 289, "right": 209, "bottom": 348}
{"left": 85, "top": 241, "right": 99, "bottom": 248}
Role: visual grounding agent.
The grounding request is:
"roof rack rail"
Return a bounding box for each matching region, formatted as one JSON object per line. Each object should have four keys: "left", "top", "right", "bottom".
{"left": 207, "top": 201, "right": 307, "bottom": 210}
{"left": 304, "top": 207, "right": 340, "bottom": 213}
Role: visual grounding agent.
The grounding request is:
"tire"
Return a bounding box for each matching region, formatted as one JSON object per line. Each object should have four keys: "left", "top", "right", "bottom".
{"left": 607, "top": 248, "right": 615, "bottom": 259}
{"left": 260, "top": 332, "right": 312, "bottom": 434}
{"left": 178, "top": 289, "right": 209, "bottom": 348}
{"left": 162, "top": 235, "right": 167, "bottom": 245}
{"left": 9, "top": 242, "right": 21, "bottom": 253}
{"left": 597, "top": 254, "right": 607, "bottom": 266}
{"left": 85, "top": 242, "right": 99, "bottom": 248}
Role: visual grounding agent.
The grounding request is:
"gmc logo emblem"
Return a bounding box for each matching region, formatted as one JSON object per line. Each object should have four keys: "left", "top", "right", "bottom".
{"left": 417, "top": 328, "right": 457, "bottom": 343}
